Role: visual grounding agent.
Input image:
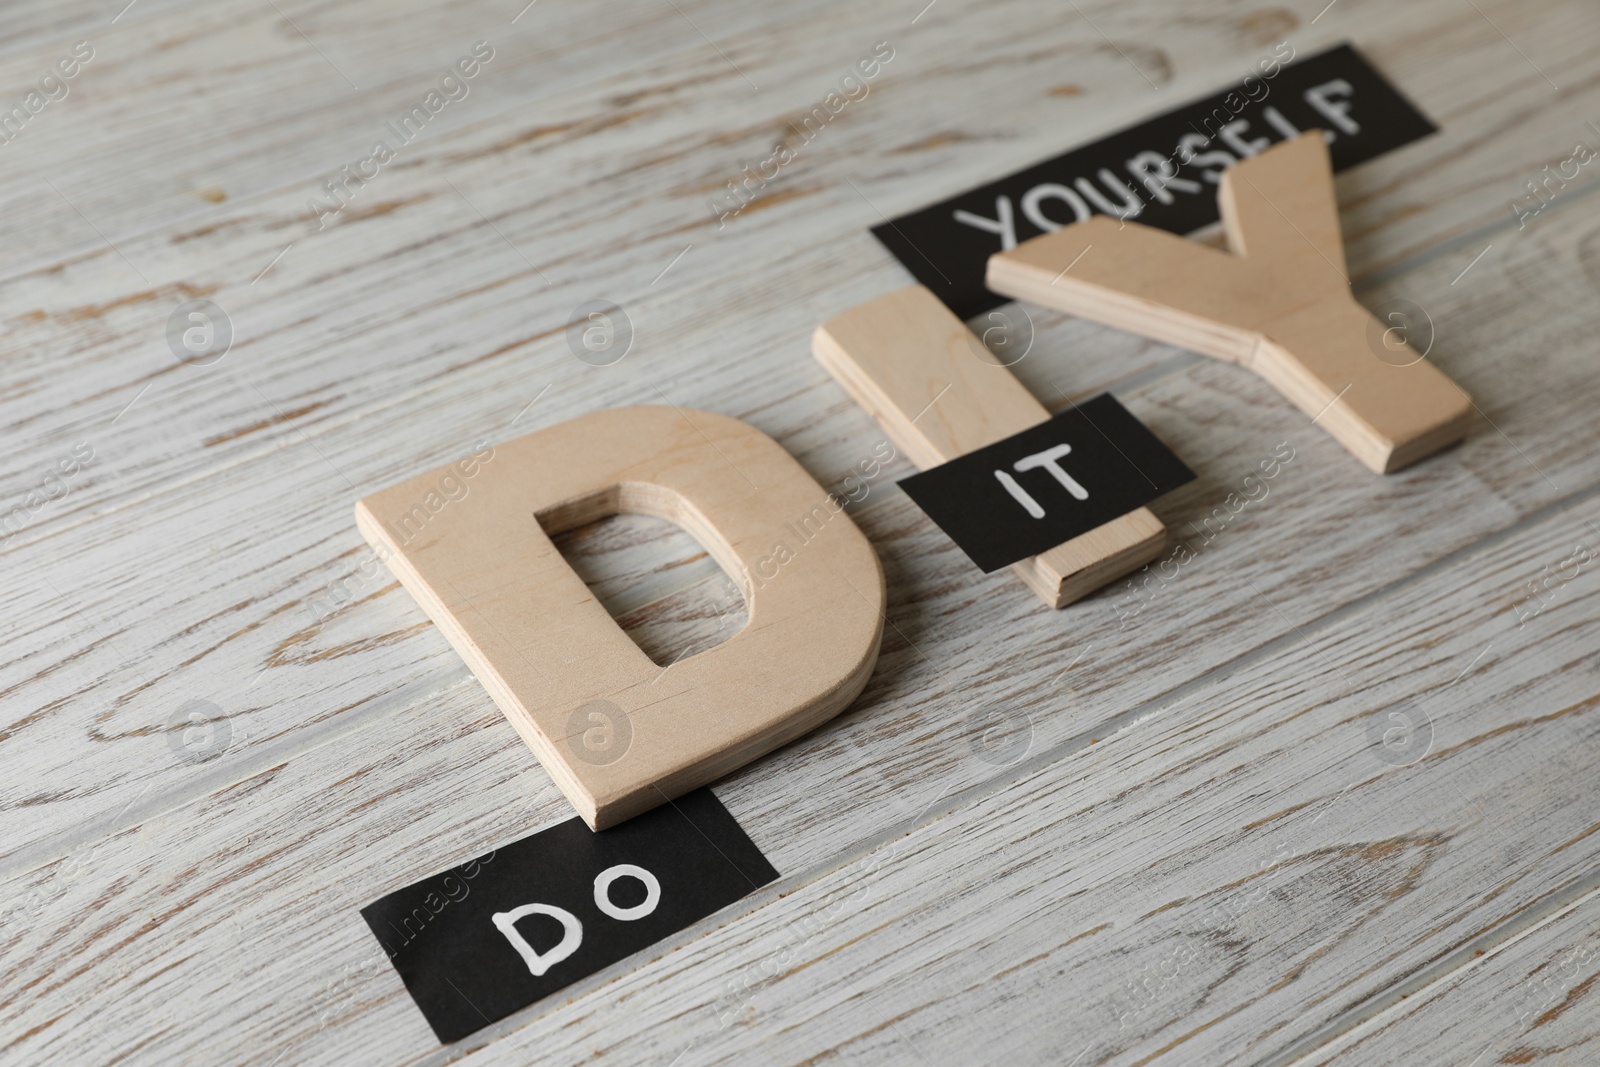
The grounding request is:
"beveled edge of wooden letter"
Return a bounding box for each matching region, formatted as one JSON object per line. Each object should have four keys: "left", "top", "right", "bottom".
{"left": 354, "top": 405, "right": 886, "bottom": 829}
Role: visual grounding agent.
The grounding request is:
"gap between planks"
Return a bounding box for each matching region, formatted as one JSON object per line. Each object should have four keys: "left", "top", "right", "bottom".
{"left": 1269, "top": 871, "right": 1600, "bottom": 1067}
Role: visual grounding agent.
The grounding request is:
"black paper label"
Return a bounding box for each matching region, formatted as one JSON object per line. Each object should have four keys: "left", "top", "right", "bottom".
{"left": 898, "top": 394, "right": 1195, "bottom": 572}
{"left": 872, "top": 42, "right": 1437, "bottom": 319}
{"left": 361, "top": 789, "right": 777, "bottom": 1043}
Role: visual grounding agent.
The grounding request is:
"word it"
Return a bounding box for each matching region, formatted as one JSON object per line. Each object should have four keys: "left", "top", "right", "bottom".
{"left": 995, "top": 444, "right": 1088, "bottom": 518}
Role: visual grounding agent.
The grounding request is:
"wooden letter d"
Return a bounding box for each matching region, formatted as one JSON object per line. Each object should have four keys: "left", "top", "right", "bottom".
{"left": 356, "top": 406, "right": 885, "bottom": 829}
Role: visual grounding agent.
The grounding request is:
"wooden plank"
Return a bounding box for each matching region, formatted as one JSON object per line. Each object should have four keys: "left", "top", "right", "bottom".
{"left": 2, "top": 2, "right": 1598, "bottom": 1061}
{"left": 5, "top": 140, "right": 1598, "bottom": 872}
{"left": 3, "top": 185, "right": 1600, "bottom": 1061}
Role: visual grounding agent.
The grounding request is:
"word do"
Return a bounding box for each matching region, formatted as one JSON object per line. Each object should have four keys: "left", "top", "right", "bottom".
{"left": 493, "top": 864, "right": 661, "bottom": 976}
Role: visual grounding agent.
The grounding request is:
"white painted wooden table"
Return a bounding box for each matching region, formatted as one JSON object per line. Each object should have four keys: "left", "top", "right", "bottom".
{"left": 2, "top": 0, "right": 1598, "bottom": 1063}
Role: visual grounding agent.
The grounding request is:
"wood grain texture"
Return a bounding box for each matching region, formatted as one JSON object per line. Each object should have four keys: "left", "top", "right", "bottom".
{"left": 551, "top": 512, "right": 747, "bottom": 668}
{"left": 0, "top": 0, "right": 1597, "bottom": 1062}
{"left": 1301, "top": 892, "right": 1600, "bottom": 1066}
